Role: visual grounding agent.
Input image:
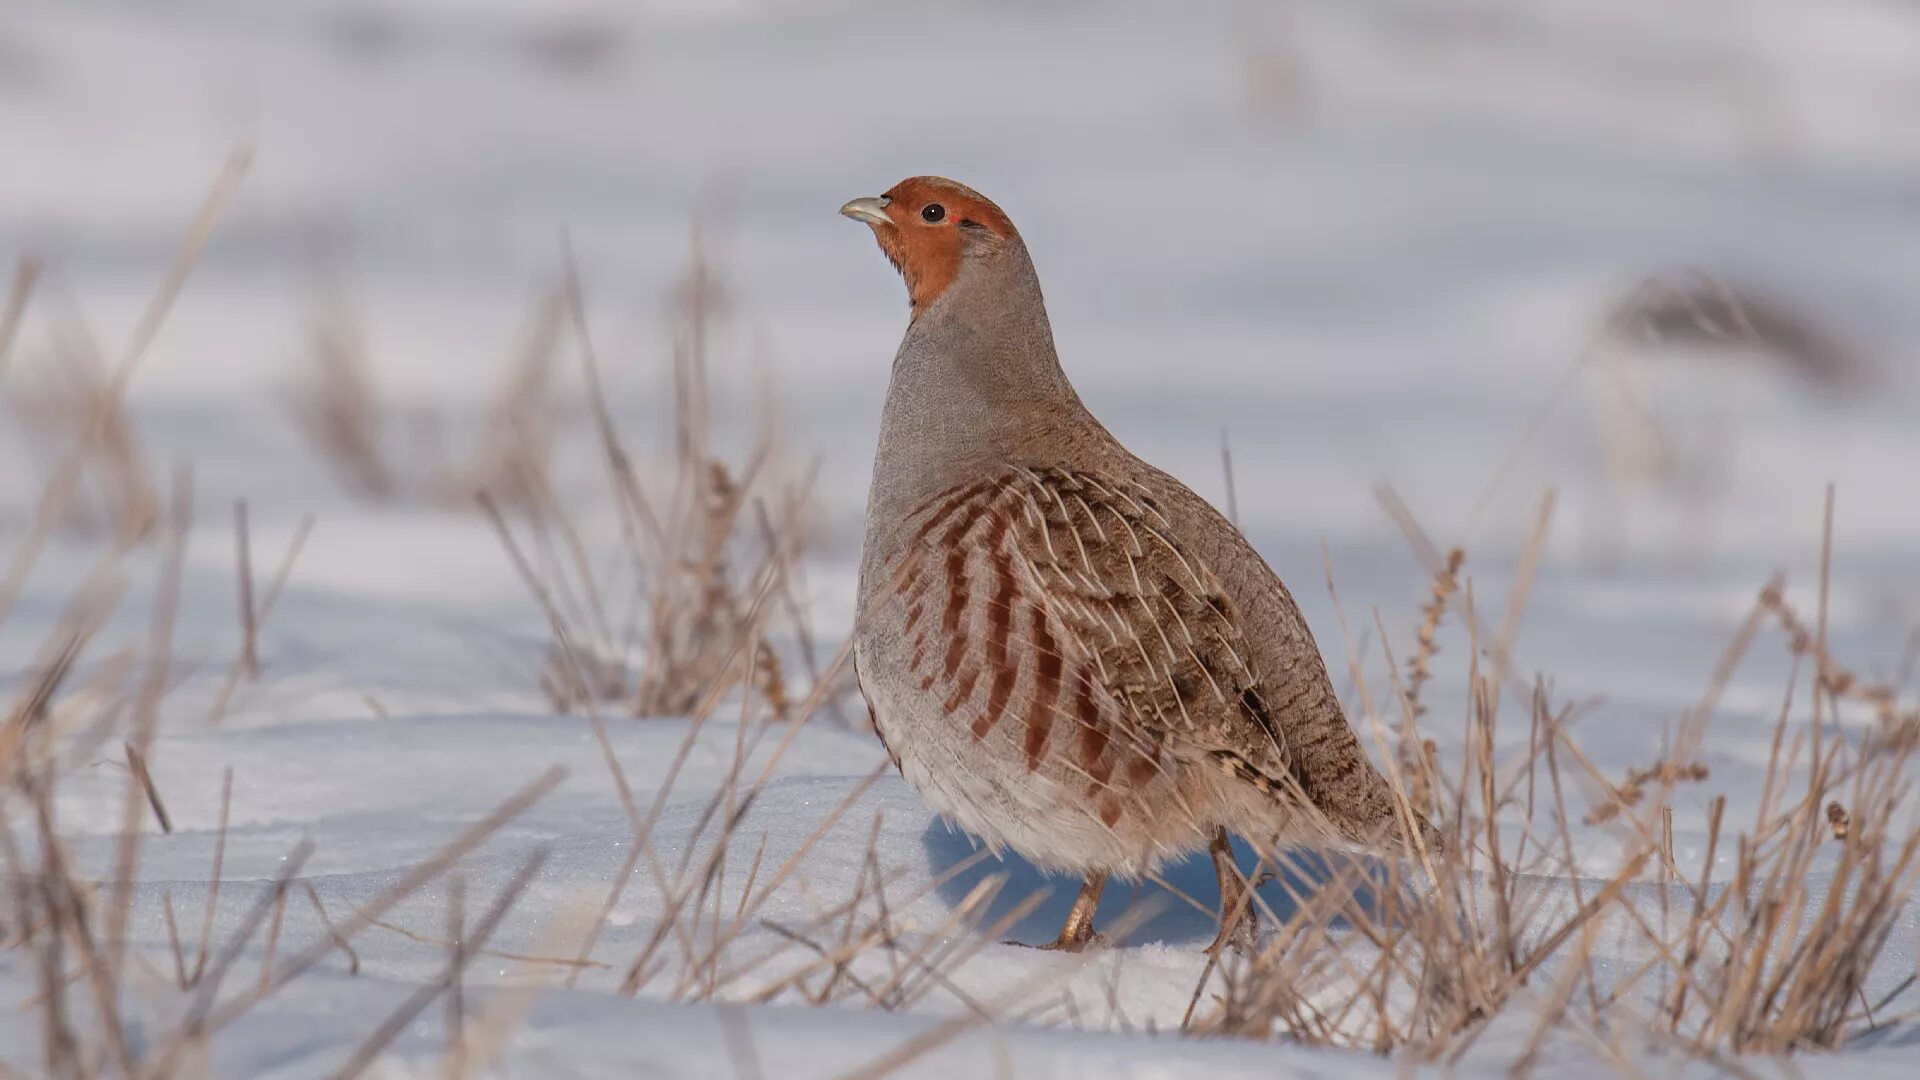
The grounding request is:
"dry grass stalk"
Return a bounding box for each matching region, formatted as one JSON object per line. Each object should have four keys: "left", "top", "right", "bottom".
{"left": 439, "top": 289, "right": 566, "bottom": 508}
{"left": 1405, "top": 546, "right": 1463, "bottom": 719}
{"left": 1583, "top": 760, "right": 1710, "bottom": 826}
{"left": 4, "top": 294, "right": 160, "bottom": 541}
{"left": 105, "top": 463, "right": 193, "bottom": 984}
{"left": 1759, "top": 577, "right": 1919, "bottom": 746}
{"left": 123, "top": 741, "right": 172, "bottom": 834}
{"left": 234, "top": 499, "right": 259, "bottom": 678}
{"left": 1604, "top": 270, "right": 1869, "bottom": 391}
{"left": 1218, "top": 427, "right": 1241, "bottom": 526}
{"left": 0, "top": 257, "right": 40, "bottom": 375}
{"left": 207, "top": 514, "right": 315, "bottom": 725}
{"left": 366, "top": 912, "right": 606, "bottom": 971}
{"left": 294, "top": 297, "right": 396, "bottom": 499}
{"left": 289, "top": 284, "right": 565, "bottom": 510}
{"left": 444, "top": 877, "right": 467, "bottom": 1080}
{"left": 303, "top": 883, "right": 362, "bottom": 976}
{"left": 191, "top": 770, "right": 235, "bottom": 987}
{"left": 1395, "top": 546, "right": 1463, "bottom": 815}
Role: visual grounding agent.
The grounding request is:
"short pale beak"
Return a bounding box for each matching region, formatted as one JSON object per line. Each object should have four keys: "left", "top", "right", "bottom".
{"left": 839, "top": 196, "right": 892, "bottom": 226}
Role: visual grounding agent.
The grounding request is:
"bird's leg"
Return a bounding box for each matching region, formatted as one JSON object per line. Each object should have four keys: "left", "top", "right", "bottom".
{"left": 1030, "top": 871, "right": 1109, "bottom": 952}
{"left": 1206, "top": 828, "right": 1261, "bottom": 955}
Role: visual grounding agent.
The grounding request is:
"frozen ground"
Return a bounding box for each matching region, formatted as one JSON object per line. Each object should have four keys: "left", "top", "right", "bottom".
{"left": 2, "top": 0, "right": 1919, "bottom": 1075}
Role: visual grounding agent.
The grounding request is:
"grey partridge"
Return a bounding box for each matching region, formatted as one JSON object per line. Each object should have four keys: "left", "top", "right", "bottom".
{"left": 842, "top": 177, "right": 1430, "bottom": 953}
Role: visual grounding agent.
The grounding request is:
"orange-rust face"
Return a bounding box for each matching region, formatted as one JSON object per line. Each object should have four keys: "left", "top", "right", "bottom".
{"left": 840, "top": 177, "right": 1019, "bottom": 311}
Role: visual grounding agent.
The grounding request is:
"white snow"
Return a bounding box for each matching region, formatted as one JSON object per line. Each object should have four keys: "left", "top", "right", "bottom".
{"left": 3, "top": 0, "right": 1919, "bottom": 1075}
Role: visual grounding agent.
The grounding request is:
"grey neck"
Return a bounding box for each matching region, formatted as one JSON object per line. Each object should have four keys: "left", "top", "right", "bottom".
{"left": 870, "top": 242, "right": 1092, "bottom": 498}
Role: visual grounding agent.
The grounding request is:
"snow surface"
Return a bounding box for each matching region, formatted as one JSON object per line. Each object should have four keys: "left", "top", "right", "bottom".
{"left": 3, "top": 0, "right": 1920, "bottom": 1075}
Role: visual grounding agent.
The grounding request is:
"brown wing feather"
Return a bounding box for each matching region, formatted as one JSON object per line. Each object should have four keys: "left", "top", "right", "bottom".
{"left": 995, "top": 466, "right": 1319, "bottom": 806}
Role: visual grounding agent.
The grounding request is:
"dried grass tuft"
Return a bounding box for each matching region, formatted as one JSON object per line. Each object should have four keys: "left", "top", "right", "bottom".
{"left": 293, "top": 295, "right": 397, "bottom": 500}
{"left": 1182, "top": 492, "right": 1920, "bottom": 1067}
{"left": 1, "top": 164, "right": 565, "bottom": 1077}
{"left": 490, "top": 231, "right": 828, "bottom": 722}
{"left": 3, "top": 291, "right": 159, "bottom": 542}
{"left": 288, "top": 282, "right": 565, "bottom": 510}
{"left": 1604, "top": 270, "right": 1870, "bottom": 392}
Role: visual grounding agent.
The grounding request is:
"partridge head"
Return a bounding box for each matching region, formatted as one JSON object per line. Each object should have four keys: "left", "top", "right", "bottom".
{"left": 840, "top": 177, "right": 1022, "bottom": 312}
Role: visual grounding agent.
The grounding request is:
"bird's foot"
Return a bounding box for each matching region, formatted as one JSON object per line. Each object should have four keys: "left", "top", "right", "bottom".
{"left": 1204, "top": 910, "right": 1259, "bottom": 957}
{"left": 1206, "top": 871, "right": 1274, "bottom": 957}
{"left": 1006, "top": 929, "right": 1110, "bottom": 953}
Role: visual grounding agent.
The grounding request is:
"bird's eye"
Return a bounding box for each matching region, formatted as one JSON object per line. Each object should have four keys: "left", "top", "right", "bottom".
{"left": 921, "top": 203, "right": 946, "bottom": 223}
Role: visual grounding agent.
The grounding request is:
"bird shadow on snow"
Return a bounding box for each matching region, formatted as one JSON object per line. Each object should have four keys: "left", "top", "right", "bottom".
{"left": 921, "top": 819, "right": 1388, "bottom": 948}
